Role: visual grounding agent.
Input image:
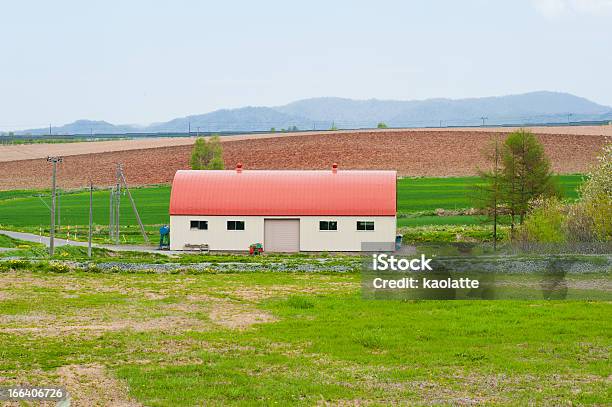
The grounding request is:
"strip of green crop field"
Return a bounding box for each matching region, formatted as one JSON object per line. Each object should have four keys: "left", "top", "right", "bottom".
{"left": 396, "top": 174, "right": 583, "bottom": 212}
{"left": 0, "top": 175, "right": 584, "bottom": 244}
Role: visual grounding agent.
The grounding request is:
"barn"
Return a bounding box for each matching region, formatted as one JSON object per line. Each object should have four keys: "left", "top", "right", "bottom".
{"left": 168, "top": 164, "right": 397, "bottom": 252}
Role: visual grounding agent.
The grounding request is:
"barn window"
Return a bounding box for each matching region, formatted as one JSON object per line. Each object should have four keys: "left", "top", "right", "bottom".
{"left": 356, "top": 221, "right": 374, "bottom": 231}
{"left": 319, "top": 221, "right": 338, "bottom": 231}
{"left": 190, "top": 220, "right": 208, "bottom": 230}
{"left": 227, "top": 220, "right": 245, "bottom": 231}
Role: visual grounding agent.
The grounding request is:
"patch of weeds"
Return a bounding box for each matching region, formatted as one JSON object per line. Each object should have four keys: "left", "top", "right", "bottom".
{"left": 286, "top": 295, "right": 315, "bottom": 309}
{"left": 352, "top": 329, "right": 384, "bottom": 350}
{"left": 454, "top": 351, "right": 488, "bottom": 363}
{"left": 47, "top": 262, "right": 72, "bottom": 273}
{"left": 85, "top": 263, "right": 101, "bottom": 273}
{"left": 0, "top": 259, "right": 33, "bottom": 271}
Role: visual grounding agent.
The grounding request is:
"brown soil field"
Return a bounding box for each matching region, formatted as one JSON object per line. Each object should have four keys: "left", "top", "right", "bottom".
{"left": 1, "top": 125, "right": 610, "bottom": 163}
{"left": 0, "top": 130, "right": 607, "bottom": 190}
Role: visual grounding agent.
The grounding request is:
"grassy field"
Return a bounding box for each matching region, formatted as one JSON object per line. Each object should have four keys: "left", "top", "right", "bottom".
{"left": 0, "top": 174, "right": 606, "bottom": 405}
{"left": 0, "top": 268, "right": 610, "bottom": 406}
{"left": 398, "top": 214, "right": 512, "bottom": 227}
{"left": 0, "top": 175, "right": 584, "bottom": 238}
{"left": 396, "top": 175, "right": 583, "bottom": 212}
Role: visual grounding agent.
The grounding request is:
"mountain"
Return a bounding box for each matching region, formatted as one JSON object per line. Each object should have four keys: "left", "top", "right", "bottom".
{"left": 11, "top": 91, "right": 612, "bottom": 135}
{"left": 19, "top": 120, "right": 137, "bottom": 136}
{"left": 275, "top": 91, "right": 612, "bottom": 127}
{"left": 146, "top": 106, "right": 312, "bottom": 133}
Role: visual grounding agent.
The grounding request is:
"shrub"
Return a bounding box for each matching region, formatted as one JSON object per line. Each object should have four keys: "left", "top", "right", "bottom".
{"left": 1, "top": 259, "right": 31, "bottom": 271}
{"left": 48, "top": 262, "right": 71, "bottom": 273}
{"left": 190, "top": 136, "right": 224, "bottom": 170}
{"left": 520, "top": 198, "right": 566, "bottom": 243}
{"left": 580, "top": 142, "right": 611, "bottom": 241}
{"left": 563, "top": 202, "right": 597, "bottom": 242}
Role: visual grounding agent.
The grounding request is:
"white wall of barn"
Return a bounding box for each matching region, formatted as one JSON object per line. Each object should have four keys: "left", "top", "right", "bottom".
{"left": 169, "top": 215, "right": 396, "bottom": 251}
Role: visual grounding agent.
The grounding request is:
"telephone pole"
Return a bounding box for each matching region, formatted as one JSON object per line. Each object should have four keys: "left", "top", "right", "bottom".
{"left": 109, "top": 187, "right": 114, "bottom": 241}
{"left": 47, "top": 156, "right": 63, "bottom": 256}
{"left": 88, "top": 182, "right": 93, "bottom": 258}
{"left": 115, "top": 165, "right": 121, "bottom": 244}
{"left": 480, "top": 116, "right": 488, "bottom": 126}
{"left": 57, "top": 189, "right": 61, "bottom": 231}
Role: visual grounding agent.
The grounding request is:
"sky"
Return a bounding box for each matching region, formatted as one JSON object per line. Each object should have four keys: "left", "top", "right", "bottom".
{"left": 1, "top": 0, "right": 611, "bottom": 130}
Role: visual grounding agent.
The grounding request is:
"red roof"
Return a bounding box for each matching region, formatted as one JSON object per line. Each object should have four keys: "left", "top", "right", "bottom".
{"left": 169, "top": 168, "right": 396, "bottom": 216}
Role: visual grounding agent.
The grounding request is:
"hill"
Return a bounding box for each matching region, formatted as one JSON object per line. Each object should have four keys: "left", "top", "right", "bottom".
{"left": 11, "top": 91, "right": 612, "bottom": 135}
{"left": 275, "top": 91, "right": 612, "bottom": 127}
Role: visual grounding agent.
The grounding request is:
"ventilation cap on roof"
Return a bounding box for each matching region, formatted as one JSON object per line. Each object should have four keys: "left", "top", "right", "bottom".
{"left": 236, "top": 163, "right": 243, "bottom": 173}
{"left": 332, "top": 163, "right": 338, "bottom": 173}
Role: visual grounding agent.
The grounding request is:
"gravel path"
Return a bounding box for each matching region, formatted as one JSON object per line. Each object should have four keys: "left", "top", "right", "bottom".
{"left": 0, "top": 229, "right": 173, "bottom": 255}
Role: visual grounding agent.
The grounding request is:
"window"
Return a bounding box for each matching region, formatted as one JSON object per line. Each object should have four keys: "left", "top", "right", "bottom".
{"left": 356, "top": 221, "right": 374, "bottom": 231}
{"left": 190, "top": 220, "right": 208, "bottom": 230}
{"left": 227, "top": 220, "right": 245, "bottom": 231}
{"left": 319, "top": 221, "right": 338, "bottom": 231}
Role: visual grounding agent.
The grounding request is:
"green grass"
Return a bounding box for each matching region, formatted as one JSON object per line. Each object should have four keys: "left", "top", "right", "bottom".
{"left": 0, "top": 189, "right": 51, "bottom": 201}
{"left": 396, "top": 175, "right": 583, "bottom": 212}
{"left": 0, "top": 269, "right": 609, "bottom": 405}
{"left": 0, "top": 175, "right": 584, "bottom": 227}
{"left": 0, "top": 234, "right": 22, "bottom": 248}
{"left": 398, "top": 214, "right": 514, "bottom": 227}
{"left": 0, "top": 175, "right": 585, "bottom": 244}
{"left": 0, "top": 185, "right": 170, "bottom": 227}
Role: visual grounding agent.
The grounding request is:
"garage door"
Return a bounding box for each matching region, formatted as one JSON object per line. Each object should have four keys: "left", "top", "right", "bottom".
{"left": 264, "top": 219, "right": 300, "bottom": 252}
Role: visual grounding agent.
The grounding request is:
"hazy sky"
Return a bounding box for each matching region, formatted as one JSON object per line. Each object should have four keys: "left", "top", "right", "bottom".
{"left": 1, "top": 0, "right": 611, "bottom": 130}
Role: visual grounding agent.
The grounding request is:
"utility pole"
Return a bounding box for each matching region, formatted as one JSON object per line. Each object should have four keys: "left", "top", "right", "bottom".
{"left": 57, "top": 189, "right": 61, "bottom": 232}
{"left": 480, "top": 116, "right": 488, "bottom": 126}
{"left": 88, "top": 182, "right": 93, "bottom": 258}
{"left": 197, "top": 126, "right": 200, "bottom": 137}
{"left": 567, "top": 113, "right": 573, "bottom": 124}
{"left": 109, "top": 187, "right": 114, "bottom": 241}
{"left": 49, "top": 124, "right": 52, "bottom": 136}
{"left": 188, "top": 121, "right": 191, "bottom": 135}
{"left": 47, "top": 156, "right": 63, "bottom": 256}
{"left": 115, "top": 164, "right": 121, "bottom": 244}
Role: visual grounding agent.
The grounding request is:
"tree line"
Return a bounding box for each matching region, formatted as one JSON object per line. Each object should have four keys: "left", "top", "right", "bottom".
{"left": 477, "top": 130, "right": 610, "bottom": 246}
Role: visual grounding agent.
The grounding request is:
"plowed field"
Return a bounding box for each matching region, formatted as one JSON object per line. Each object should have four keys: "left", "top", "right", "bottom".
{"left": 0, "top": 130, "right": 606, "bottom": 190}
